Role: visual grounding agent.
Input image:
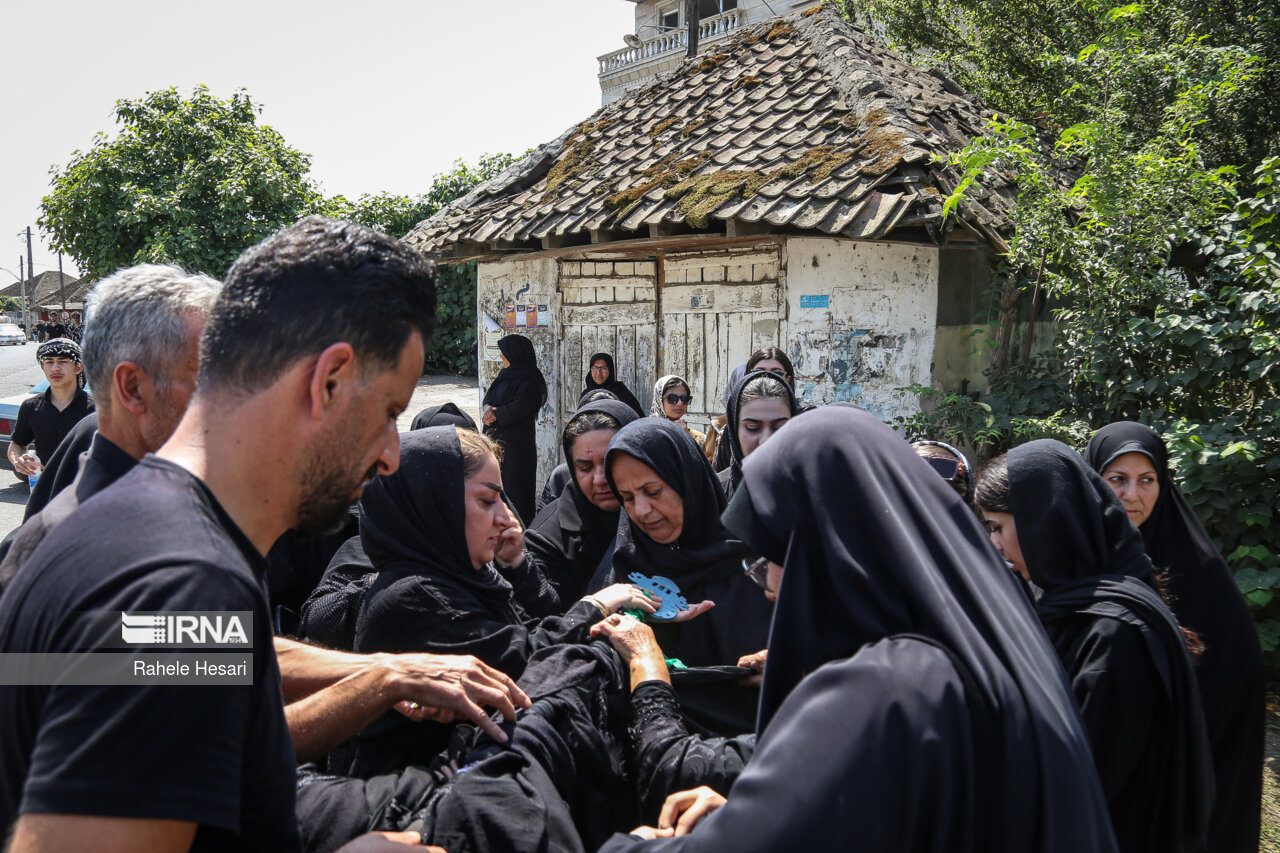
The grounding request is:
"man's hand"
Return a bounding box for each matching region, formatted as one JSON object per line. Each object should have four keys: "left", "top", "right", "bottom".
{"left": 658, "top": 786, "right": 728, "bottom": 836}
{"left": 378, "top": 653, "right": 531, "bottom": 743}
{"left": 9, "top": 444, "right": 36, "bottom": 476}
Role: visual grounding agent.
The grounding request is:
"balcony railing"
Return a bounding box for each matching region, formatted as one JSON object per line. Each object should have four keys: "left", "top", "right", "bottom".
{"left": 598, "top": 10, "right": 745, "bottom": 76}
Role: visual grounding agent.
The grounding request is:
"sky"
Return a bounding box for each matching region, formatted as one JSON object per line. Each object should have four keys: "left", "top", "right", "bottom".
{"left": 0, "top": 0, "right": 637, "bottom": 284}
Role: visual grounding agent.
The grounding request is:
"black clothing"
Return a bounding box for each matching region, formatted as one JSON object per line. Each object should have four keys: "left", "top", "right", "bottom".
{"left": 592, "top": 419, "right": 767, "bottom": 669}
{"left": 1086, "top": 422, "right": 1263, "bottom": 853}
{"left": 410, "top": 401, "right": 477, "bottom": 432}
{"left": 0, "top": 431, "right": 135, "bottom": 588}
{"left": 579, "top": 352, "right": 644, "bottom": 417}
{"left": 295, "top": 642, "right": 636, "bottom": 853}
{"left": 720, "top": 369, "right": 798, "bottom": 500}
{"left": 591, "top": 417, "right": 768, "bottom": 736}
{"left": 22, "top": 410, "right": 98, "bottom": 520}
{"left": 627, "top": 680, "right": 755, "bottom": 821}
{"left": 484, "top": 335, "right": 547, "bottom": 524}
{"left": 11, "top": 386, "right": 94, "bottom": 465}
{"left": 1008, "top": 439, "right": 1212, "bottom": 853}
{"left": 525, "top": 399, "right": 640, "bottom": 607}
{"left": 537, "top": 462, "right": 571, "bottom": 513}
{"left": 349, "top": 427, "right": 599, "bottom": 775}
{"left": 629, "top": 405, "right": 1119, "bottom": 853}
{"left": 0, "top": 456, "right": 299, "bottom": 851}
{"left": 266, "top": 514, "right": 360, "bottom": 620}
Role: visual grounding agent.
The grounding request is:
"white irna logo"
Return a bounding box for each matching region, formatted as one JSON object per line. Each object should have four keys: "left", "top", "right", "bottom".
{"left": 120, "top": 612, "right": 250, "bottom": 645}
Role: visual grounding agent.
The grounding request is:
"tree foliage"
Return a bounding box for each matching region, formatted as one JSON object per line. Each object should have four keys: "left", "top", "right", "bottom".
{"left": 894, "top": 14, "right": 1280, "bottom": 665}
{"left": 39, "top": 86, "right": 320, "bottom": 280}
{"left": 327, "top": 153, "right": 518, "bottom": 374}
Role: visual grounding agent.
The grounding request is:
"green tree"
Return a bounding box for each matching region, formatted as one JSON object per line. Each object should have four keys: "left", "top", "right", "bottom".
{"left": 0, "top": 296, "right": 22, "bottom": 315}
{"left": 331, "top": 154, "right": 518, "bottom": 373}
{"left": 39, "top": 86, "right": 320, "bottom": 279}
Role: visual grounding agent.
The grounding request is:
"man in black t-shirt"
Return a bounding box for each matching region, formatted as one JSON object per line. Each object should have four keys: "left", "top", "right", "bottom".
{"left": 7, "top": 338, "right": 94, "bottom": 475}
{"left": 0, "top": 219, "right": 448, "bottom": 853}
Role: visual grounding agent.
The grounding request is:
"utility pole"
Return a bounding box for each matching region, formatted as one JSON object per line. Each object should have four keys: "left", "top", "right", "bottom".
{"left": 685, "top": 0, "right": 699, "bottom": 56}
{"left": 25, "top": 227, "right": 35, "bottom": 332}
{"left": 58, "top": 253, "right": 66, "bottom": 310}
{"left": 18, "top": 256, "right": 29, "bottom": 334}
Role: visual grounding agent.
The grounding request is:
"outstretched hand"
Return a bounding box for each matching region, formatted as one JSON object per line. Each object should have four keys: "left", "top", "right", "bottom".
{"left": 668, "top": 600, "right": 715, "bottom": 622}
{"left": 659, "top": 786, "right": 728, "bottom": 836}
{"left": 380, "top": 653, "right": 530, "bottom": 743}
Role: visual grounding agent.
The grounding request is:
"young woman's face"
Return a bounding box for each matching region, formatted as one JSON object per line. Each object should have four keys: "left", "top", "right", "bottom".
{"left": 610, "top": 453, "right": 684, "bottom": 545}
{"left": 752, "top": 358, "right": 790, "bottom": 381}
{"left": 590, "top": 359, "right": 611, "bottom": 384}
{"left": 1101, "top": 452, "right": 1160, "bottom": 528}
{"left": 463, "top": 453, "right": 516, "bottom": 569}
{"left": 662, "top": 384, "right": 690, "bottom": 420}
{"left": 570, "top": 429, "right": 619, "bottom": 512}
{"left": 984, "top": 511, "right": 1028, "bottom": 581}
{"left": 737, "top": 398, "right": 791, "bottom": 458}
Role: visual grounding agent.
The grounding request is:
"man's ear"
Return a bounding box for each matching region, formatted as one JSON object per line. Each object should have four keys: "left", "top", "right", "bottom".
{"left": 307, "top": 342, "right": 358, "bottom": 420}
{"left": 112, "top": 362, "right": 148, "bottom": 416}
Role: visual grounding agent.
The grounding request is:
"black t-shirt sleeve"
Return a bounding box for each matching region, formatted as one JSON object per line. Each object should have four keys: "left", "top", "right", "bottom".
{"left": 19, "top": 563, "right": 264, "bottom": 832}
{"left": 11, "top": 397, "right": 36, "bottom": 448}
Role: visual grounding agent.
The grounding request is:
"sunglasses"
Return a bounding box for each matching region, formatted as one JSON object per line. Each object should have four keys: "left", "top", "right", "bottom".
{"left": 742, "top": 556, "right": 769, "bottom": 590}
{"left": 925, "top": 456, "right": 961, "bottom": 481}
{"left": 665, "top": 393, "right": 693, "bottom": 406}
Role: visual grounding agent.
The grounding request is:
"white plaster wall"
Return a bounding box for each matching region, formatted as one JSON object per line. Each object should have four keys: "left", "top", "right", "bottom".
{"left": 477, "top": 258, "right": 561, "bottom": 491}
{"left": 783, "top": 238, "right": 939, "bottom": 422}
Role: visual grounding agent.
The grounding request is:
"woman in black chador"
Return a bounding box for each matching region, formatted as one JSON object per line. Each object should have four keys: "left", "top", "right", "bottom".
{"left": 482, "top": 335, "right": 547, "bottom": 524}
{"left": 348, "top": 426, "right": 658, "bottom": 776}
{"left": 1087, "top": 421, "right": 1264, "bottom": 853}
{"left": 579, "top": 352, "right": 644, "bottom": 417}
{"left": 524, "top": 398, "right": 641, "bottom": 608}
{"left": 977, "top": 440, "right": 1213, "bottom": 853}
{"left": 595, "top": 406, "right": 1118, "bottom": 852}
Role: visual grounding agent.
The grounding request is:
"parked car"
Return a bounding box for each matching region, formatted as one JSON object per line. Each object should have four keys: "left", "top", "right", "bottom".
{"left": 0, "top": 324, "right": 26, "bottom": 346}
{"left": 0, "top": 380, "right": 48, "bottom": 479}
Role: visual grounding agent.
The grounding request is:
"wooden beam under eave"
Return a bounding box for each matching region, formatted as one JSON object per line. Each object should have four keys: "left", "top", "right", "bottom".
{"left": 541, "top": 235, "right": 566, "bottom": 250}
{"left": 725, "top": 218, "right": 772, "bottom": 238}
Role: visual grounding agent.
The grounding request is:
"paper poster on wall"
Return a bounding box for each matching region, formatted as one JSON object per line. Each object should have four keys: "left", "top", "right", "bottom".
{"left": 482, "top": 313, "right": 503, "bottom": 362}
{"left": 799, "top": 294, "right": 830, "bottom": 309}
{"left": 504, "top": 304, "right": 517, "bottom": 328}
{"left": 536, "top": 304, "right": 549, "bottom": 327}
{"left": 524, "top": 304, "right": 537, "bottom": 328}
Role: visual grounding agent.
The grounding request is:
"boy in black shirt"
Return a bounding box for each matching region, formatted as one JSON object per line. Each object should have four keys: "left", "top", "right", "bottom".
{"left": 0, "top": 218, "right": 441, "bottom": 853}
{"left": 7, "top": 338, "right": 94, "bottom": 474}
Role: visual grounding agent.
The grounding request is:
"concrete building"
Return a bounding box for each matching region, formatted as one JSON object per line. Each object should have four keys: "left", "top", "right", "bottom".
{"left": 407, "top": 5, "right": 1018, "bottom": 485}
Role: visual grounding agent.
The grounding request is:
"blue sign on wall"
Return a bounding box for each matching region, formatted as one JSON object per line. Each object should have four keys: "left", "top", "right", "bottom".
{"left": 799, "top": 294, "right": 830, "bottom": 309}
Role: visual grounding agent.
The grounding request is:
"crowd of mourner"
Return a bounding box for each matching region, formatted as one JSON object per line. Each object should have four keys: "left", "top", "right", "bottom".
{"left": 0, "top": 216, "right": 1264, "bottom": 853}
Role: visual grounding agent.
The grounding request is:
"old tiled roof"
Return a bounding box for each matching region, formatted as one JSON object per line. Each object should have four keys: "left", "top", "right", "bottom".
{"left": 406, "top": 4, "right": 1016, "bottom": 259}
{"left": 0, "top": 271, "right": 87, "bottom": 305}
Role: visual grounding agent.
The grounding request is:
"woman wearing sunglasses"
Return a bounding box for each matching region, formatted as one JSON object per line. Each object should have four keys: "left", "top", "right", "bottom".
{"left": 651, "top": 374, "right": 705, "bottom": 447}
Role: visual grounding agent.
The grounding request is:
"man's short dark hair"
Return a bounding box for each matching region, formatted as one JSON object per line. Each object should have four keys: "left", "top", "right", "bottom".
{"left": 199, "top": 216, "right": 437, "bottom": 395}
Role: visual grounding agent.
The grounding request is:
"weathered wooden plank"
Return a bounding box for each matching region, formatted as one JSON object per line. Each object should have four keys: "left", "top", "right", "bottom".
{"left": 663, "top": 313, "right": 687, "bottom": 381}
{"left": 705, "top": 311, "right": 722, "bottom": 414}
{"left": 687, "top": 313, "right": 706, "bottom": 416}
{"left": 563, "top": 302, "right": 656, "bottom": 326}
{"left": 635, "top": 323, "right": 657, "bottom": 411}
{"left": 562, "top": 328, "right": 583, "bottom": 416}
{"left": 662, "top": 283, "right": 772, "bottom": 313}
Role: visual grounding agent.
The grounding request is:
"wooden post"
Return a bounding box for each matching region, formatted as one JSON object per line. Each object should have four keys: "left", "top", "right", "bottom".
{"left": 685, "top": 0, "right": 699, "bottom": 56}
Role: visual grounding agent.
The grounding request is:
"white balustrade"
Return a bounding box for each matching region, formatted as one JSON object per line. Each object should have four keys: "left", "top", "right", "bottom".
{"left": 598, "top": 9, "right": 745, "bottom": 76}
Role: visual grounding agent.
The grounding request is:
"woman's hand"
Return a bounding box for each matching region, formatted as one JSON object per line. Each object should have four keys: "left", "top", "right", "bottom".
{"left": 589, "top": 613, "right": 662, "bottom": 663}
{"left": 493, "top": 516, "right": 525, "bottom": 568}
{"left": 625, "top": 825, "right": 674, "bottom": 840}
{"left": 737, "top": 648, "right": 767, "bottom": 686}
{"left": 591, "top": 583, "right": 660, "bottom": 615}
{"left": 669, "top": 600, "right": 715, "bottom": 622}
{"left": 658, "top": 786, "right": 728, "bottom": 836}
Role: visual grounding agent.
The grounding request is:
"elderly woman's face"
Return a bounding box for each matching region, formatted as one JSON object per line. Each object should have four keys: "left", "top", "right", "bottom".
{"left": 661, "top": 384, "right": 690, "bottom": 420}
{"left": 610, "top": 453, "right": 684, "bottom": 545}
{"left": 571, "top": 429, "right": 619, "bottom": 512}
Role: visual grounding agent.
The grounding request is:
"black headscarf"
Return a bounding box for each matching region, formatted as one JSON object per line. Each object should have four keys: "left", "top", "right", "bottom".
{"left": 1008, "top": 439, "right": 1212, "bottom": 853}
{"left": 485, "top": 336, "right": 547, "bottom": 409}
{"left": 593, "top": 418, "right": 769, "bottom": 733}
{"left": 722, "top": 370, "right": 798, "bottom": 497}
{"left": 718, "top": 407, "right": 1118, "bottom": 852}
{"left": 410, "top": 402, "right": 477, "bottom": 432}
{"left": 1086, "top": 422, "right": 1263, "bottom": 853}
{"left": 524, "top": 399, "right": 640, "bottom": 605}
{"left": 579, "top": 352, "right": 644, "bottom": 417}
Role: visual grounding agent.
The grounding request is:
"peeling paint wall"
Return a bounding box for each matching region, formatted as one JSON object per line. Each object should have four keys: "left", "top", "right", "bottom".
{"left": 477, "top": 258, "right": 561, "bottom": 489}
{"left": 783, "top": 238, "right": 938, "bottom": 421}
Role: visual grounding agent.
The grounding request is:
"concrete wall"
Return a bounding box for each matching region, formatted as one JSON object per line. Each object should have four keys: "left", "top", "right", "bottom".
{"left": 477, "top": 258, "right": 561, "bottom": 490}
{"left": 783, "top": 237, "right": 939, "bottom": 421}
